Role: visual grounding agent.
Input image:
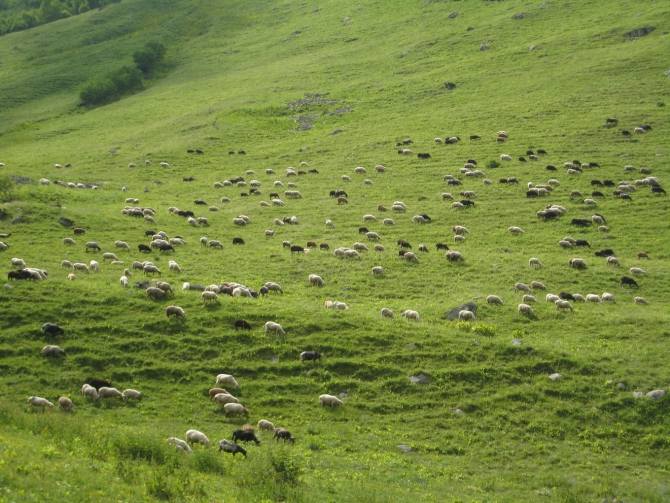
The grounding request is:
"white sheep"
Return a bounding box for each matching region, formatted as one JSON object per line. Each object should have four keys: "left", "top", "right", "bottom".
{"left": 202, "top": 291, "right": 219, "bottom": 303}
{"left": 586, "top": 294, "right": 602, "bottom": 303}
{"left": 61, "top": 260, "right": 73, "bottom": 269}
{"left": 167, "top": 437, "right": 193, "bottom": 454}
{"left": 214, "top": 393, "right": 239, "bottom": 404}
{"left": 215, "top": 374, "right": 239, "bottom": 387}
{"left": 403, "top": 252, "right": 418, "bottom": 262}
{"left": 98, "top": 387, "right": 124, "bottom": 400}
{"left": 382, "top": 218, "right": 395, "bottom": 226}
{"left": 354, "top": 167, "right": 367, "bottom": 174}
{"left": 602, "top": 292, "right": 616, "bottom": 304}
{"left": 401, "top": 310, "right": 420, "bottom": 321}
{"left": 500, "top": 154, "right": 512, "bottom": 161}
{"left": 102, "top": 252, "right": 118, "bottom": 262}
{"left": 515, "top": 283, "right": 531, "bottom": 293}
{"left": 583, "top": 199, "right": 597, "bottom": 205}
{"left": 63, "top": 238, "right": 76, "bottom": 245}
{"left": 606, "top": 256, "right": 620, "bottom": 267}
{"left": 28, "top": 396, "right": 54, "bottom": 410}
{"left": 545, "top": 294, "right": 560, "bottom": 303}
{"left": 67, "top": 273, "right": 75, "bottom": 281}
{"left": 458, "top": 310, "right": 475, "bottom": 321}
{"left": 529, "top": 258, "right": 542, "bottom": 268}
{"left": 441, "top": 193, "right": 454, "bottom": 200}
{"left": 81, "top": 384, "right": 98, "bottom": 399}
{"left": 374, "top": 245, "right": 384, "bottom": 252}
{"left": 265, "top": 230, "right": 275, "bottom": 237}
{"left": 224, "top": 403, "right": 249, "bottom": 417}
{"left": 89, "top": 260, "right": 99, "bottom": 272}
{"left": 73, "top": 263, "right": 90, "bottom": 273}
{"left": 372, "top": 266, "right": 383, "bottom": 276}
{"left": 309, "top": 274, "right": 325, "bottom": 286}
{"left": 634, "top": 297, "right": 648, "bottom": 305}
{"left": 558, "top": 240, "right": 574, "bottom": 249}
{"left": 354, "top": 242, "right": 369, "bottom": 252}
{"left": 508, "top": 226, "right": 524, "bottom": 235}
{"left": 530, "top": 281, "right": 546, "bottom": 290}
{"left": 630, "top": 267, "right": 646, "bottom": 275}
{"left": 319, "top": 394, "right": 344, "bottom": 407}
{"left": 168, "top": 261, "right": 181, "bottom": 272}
{"left": 258, "top": 420, "right": 276, "bottom": 432}
{"left": 11, "top": 258, "right": 26, "bottom": 268}
{"left": 233, "top": 217, "right": 247, "bottom": 226}
{"left": 454, "top": 235, "right": 466, "bottom": 243}
{"left": 451, "top": 202, "right": 464, "bottom": 209}
{"left": 344, "top": 249, "right": 361, "bottom": 259}
{"left": 120, "top": 276, "right": 129, "bottom": 287}
{"left": 518, "top": 304, "right": 535, "bottom": 315}
{"left": 325, "top": 219, "right": 334, "bottom": 228}
{"left": 185, "top": 430, "right": 210, "bottom": 447}
{"left": 366, "top": 231, "right": 380, "bottom": 240}
{"left": 572, "top": 294, "right": 586, "bottom": 302}
{"left": 453, "top": 225, "right": 469, "bottom": 235}
{"left": 166, "top": 305, "right": 186, "bottom": 318}
{"left": 363, "top": 214, "right": 377, "bottom": 222}
{"left": 486, "top": 295, "right": 503, "bottom": 305}
{"left": 412, "top": 215, "right": 426, "bottom": 224}
{"left": 381, "top": 308, "right": 394, "bottom": 318}
{"left": 264, "top": 321, "right": 286, "bottom": 336}
{"left": 187, "top": 217, "right": 197, "bottom": 227}
{"left": 522, "top": 295, "right": 538, "bottom": 303}
{"left": 555, "top": 299, "right": 574, "bottom": 311}
{"left": 264, "top": 282, "right": 284, "bottom": 293}
{"left": 122, "top": 389, "right": 142, "bottom": 400}
{"left": 341, "top": 175, "right": 352, "bottom": 182}
{"left": 42, "top": 345, "right": 66, "bottom": 357}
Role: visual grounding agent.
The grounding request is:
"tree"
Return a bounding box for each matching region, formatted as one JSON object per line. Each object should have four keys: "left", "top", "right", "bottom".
{"left": 133, "top": 41, "right": 166, "bottom": 73}
{"left": 79, "top": 78, "right": 117, "bottom": 105}
{"left": 107, "top": 65, "right": 143, "bottom": 94}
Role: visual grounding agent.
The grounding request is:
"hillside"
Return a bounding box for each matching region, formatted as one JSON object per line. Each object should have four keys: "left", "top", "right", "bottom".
{"left": 0, "top": 0, "right": 669, "bottom": 501}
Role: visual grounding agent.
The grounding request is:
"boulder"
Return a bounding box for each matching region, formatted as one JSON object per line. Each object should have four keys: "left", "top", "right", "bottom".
{"left": 444, "top": 302, "right": 477, "bottom": 320}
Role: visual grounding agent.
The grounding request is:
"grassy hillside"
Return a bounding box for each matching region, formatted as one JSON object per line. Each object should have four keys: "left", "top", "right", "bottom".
{"left": 0, "top": 0, "right": 669, "bottom": 501}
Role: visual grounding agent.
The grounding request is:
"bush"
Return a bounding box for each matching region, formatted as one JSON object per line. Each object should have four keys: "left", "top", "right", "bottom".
{"left": 134, "top": 41, "right": 167, "bottom": 73}
{"left": 79, "top": 78, "right": 118, "bottom": 105}
{"left": 107, "top": 65, "right": 143, "bottom": 94}
{"left": 486, "top": 159, "right": 501, "bottom": 169}
{"left": 0, "top": 176, "right": 15, "bottom": 203}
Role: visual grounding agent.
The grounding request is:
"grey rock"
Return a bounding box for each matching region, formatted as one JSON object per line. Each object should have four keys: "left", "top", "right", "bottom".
{"left": 493, "top": 264, "right": 500, "bottom": 268}
{"left": 330, "top": 130, "right": 343, "bottom": 135}
{"left": 473, "top": 339, "right": 480, "bottom": 346}
{"left": 548, "top": 373, "right": 562, "bottom": 381}
{"left": 300, "top": 147, "right": 308, "bottom": 151}
{"left": 271, "top": 356, "right": 279, "bottom": 363}
{"left": 405, "top": 343, "right": 417, "bottom": 349}
{"left": 511, "top": 339, "right": 523, "bottom": 346}
{"left": 143, "top": 186, "right": 149, "bottom": 193}
{"left": 539, "top": 2, "right": 550, "bottom": 7}
{"left": 11, "top": 216, "right": 21, "bottom": 224}
{"left": 448, "top": 12, "right": 458, "bottom": 18}
{"left": 343, "top": 16, "right": 350, "bottom": 22}
{"left": 58, "top": 217, "right": 74, "bottom": 227}
{"left": 398, "top": 444, "right": 412, "bottom": 453}
{"left": 409, "top": 374, "right": 430, "bottom": 385}
{"left": 133, "top": 280, "right": 152, "bottom": 290}
{"left": 632, "top": 391, "right": 644, "bottom": 398}
{"left": 480, "top": 44, "right": 488, "bottom": 51}
{"left": 646, "top": 389, "right": 666, "bottom": 400}
{"left": 665, "top": 70, "right": 670, "bottom": 77}
{"left": 512, "top": 12, "right": 525, "bottom": 19}
{"left": 472, "top": 296, "right": 483, "bottom": 300}
{"left": 444, "top": 302, "right": 477, "bottom": 320}
{"left": 4, "top": 284, "right": 13, "bottom": 290}
{"left": 617, "top": 382, "right": 626, "bottom": 389}
{"left": 296, "top": 123, "right": 314, "bottom": 131}
{"left": 153, "top": 180, "right": 164, "bottom": 185}
{"left": 339, "top": 392, "right": 349, "bottom": 399}
{"left": 109, "top": 148, "right": 120, "bottom": 155}
{"left": 466, "top": 26, "right": 474, "bottom": 31}
{"left": 504, "top": 248, "right": 512, "bottom": 253}
{"left": 529, "top": 45, "right": 536, "bottom": 51}
{"left": 623, "top": 26, "right": 655, "bottom": 39}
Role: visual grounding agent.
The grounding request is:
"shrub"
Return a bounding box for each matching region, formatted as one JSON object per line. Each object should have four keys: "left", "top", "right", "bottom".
{"left": 0, "top": 176, "right": 15, "bottom": 203}
{"left": 107, "top": 65, "right": 143, "bottom": 94}
{"left": 486, "top": 159, "right": 501, "bottom": 169}
{"left": 134, "top": 41, "right": 167, "bottom": 73}
{"left": 79, "top": 78, "right": 118, "bottom": 105}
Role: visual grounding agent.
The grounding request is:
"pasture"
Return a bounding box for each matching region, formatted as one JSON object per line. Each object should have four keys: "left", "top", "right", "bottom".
{"left": 0, "top": 0, "right": 669, "bottom": 501}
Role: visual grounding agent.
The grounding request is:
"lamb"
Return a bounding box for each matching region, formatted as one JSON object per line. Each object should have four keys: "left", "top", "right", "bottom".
{"left": 325, "top": 219, "right": 335, "bottom": 228}
{"left": 518, "top": 304, "right": 535, "bottom": 315}
{"left": 63, "top": 238, "right": 76, "bottom": 245}
{"left": 634, "top": 297, "right": 648, "bottom": 305}
{"left": 458, "top": 310, "right": 475, "bottom": 321}
{"left": 122, "top": 389, "right": 142, "bottom": 400}
{"left": 508, "top": 226, "right": 524, "bottom": 235}
{"left": 401, "top": 310, "right": 420, "bottom": 321}
{"left": 522, "top": 295, "right": 538, "bottom": 303}
{"left": 224, "top": 403, "right": 249, "bottom": 417}
{"left": 98, "top": 387, "right": 124, "bottom": 400}
{"left": 403, "top": 252, "right": 418, "bottom": 262}
{"left": 120, "top": 275, "right": 129, "bottom": 287}
{"left": 167, "top": 437, "right": 193, "bottom": 454}
{"left": 89, "top": 260, "right": 99, "bottom": 272}
{"left": 309, "top": 274, "right": 325, "bottom": 286}
{"left": 28, "top": 396, "right": 54, "bottom": 410}
{"left": 215, "top": 374, "right": 239, "bottom": 387}
{"left": 555, "top": 299, "right": 574, "bottom": 311}
{"left": 630, "top": 267, "right": 646, "bottom": 275}
{"left": 166, "top": 305, "right": 186, "bottom": 319}
{"left": 486, "top": 295, "right": 503, "bottom": 305}
{"left": 265, "top": 321, "right": 285, "bottom": 336}
{"left": 569, "top": 258, "right": 586, "bottom": 268}
{"left": 58, "top": 396, "right": 74, "bottom": 411}
{"left": 186, "top": 430, "right": 210, "bottom": 447}
{"left": 42, "top": 345, "right": 66, "bottom": 357}
{"left": 218, "top": 439, "right": 247, "bottom": 456}
{"left": 102, "top": 252, "right": 118, "bottom": 261}
{"left": 202, "top": 291, "right": 219, "bottom": 303}
{"left": 214, "top": 393, "right": 239, "bottom": 405}
{"left": 586, "top": 294, "right": 602, "bottom": 303}
{"left": 319, "top": 394, "right": 344, "bottom": 407}
{"left": 515, "top": 283, "right": 531, "bottom": 293}
{"left": 530, "top": 281, "right": 546, "bottom": 290}
{"left": 452, "top": 225, "right": 469, "bottom": 235}
{"left": 529, "top": 258, "right": 542, "bottom": 268}
{"left": 602, "top": 292, "right": 616, "bottom": 303}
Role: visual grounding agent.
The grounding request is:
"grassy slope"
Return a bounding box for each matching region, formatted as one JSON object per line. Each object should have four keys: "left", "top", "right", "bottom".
{"left": 0, "top": 0, "right": 669, "bottom": 501}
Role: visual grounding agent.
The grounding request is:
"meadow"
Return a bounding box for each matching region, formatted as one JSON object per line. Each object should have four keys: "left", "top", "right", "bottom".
{"left": 0, "top": 0, "right": 669, "bottom": 501}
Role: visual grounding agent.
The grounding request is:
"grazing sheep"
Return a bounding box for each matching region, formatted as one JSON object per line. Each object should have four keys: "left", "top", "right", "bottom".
{"left": 42, "top": 323, "right": 64, "bottom": 336}
{"left": 344, "top": 249, "right": 361, "bottom": 259}
{"left": 264, "top": 282, "right": 284, "bottom": 293}
{"left": 85, "top": 242, "right": 101, "bottom": 252}
{"left": 186, "top": 430, "right": 210, "bottom": 447}
{"left": 218, "top": 439, "right": 247, "bottom": 456}
{"left": 67, "top": 273, "right": 75, "bottom": 281}
{"left": 309, "top": 274, "right": 325, "bottom": 286}
{"left": 58, "top": 397, "right": 74, "bottom": 412}
{"left": 98, "top": 387, "right": 124, "bottom": 400}
{"left": 569, "top": 258, "right": 586, "bottom": 268}
{"left": 166, "top": 305, "right": 186, "bottom": 319}
{"left": 372, "top": 266, "right": 383, "bottom": 276}
{"left": 208, "top": 240, "right": 223, "bottom": 248}
{"left": 530, "top": 281, "right": 546, "bottom": 290}
{"left": 373, "top": 244, "right": 384, "bottom": 252}
{"left": 81, "top": 384, "right": 99, "bottom": 399}
{"left": 319, "top": 394, "right": 344, "bottom": 407}
{"left": 515, "top": 283, "right": 532, "bottom": 293}
{"left": 168, "top": 261, "right": 181, "bottom": 273}
{"left": 382, "top": 218, "right": 395, "bottom": 226}
{"left": 122, "top": 389, "right": 142, "bottom": 400}
{"left": 11, "top": 257, "right": 26, "bottom": 268}
{"left": 606, "top": 256, "right": 620, "bottom": 267}
{"left": 602, "top": 292, "right": 616, "bottom": 304}
{"left": 63, "top": 238, "right": 76, "bottom": 245}
{"left": 458, "top": 310, "right": 475, "bottom": 321}
{"left": 363, "top": 214, "right": 377, "bottom": 222}
{"left": 446, "top": 250, "right": 464, "bottom": 262}
{"left": 354, "top": 243, "right": 369, "bottom": 252}
{"left": 555, "top": 299, "right": 574, "bottom": 311}
{"left": 529, "top": 258, "right": 542, "bottom": 268}
{"left": 522, "top": 295, "right": 538, "bottom": 303}
{"left": 61, "top": 260, "right": 73, "bottom": 269}
{"left": 508, "top": 226, "right": 524, "bottom": 235}
{"left": 403, "top": 252, "right": 418, "bottom": 262}
{"left": 486, "top": 295, "right": 503, "bottom": 305}
{"left": 401, "top": 310, "right": 420, "bottom": 321}
{"left": 634, "top": 297, "right": 648, "bottom": 305}
{"left": 300, "top": 351, "right": 322, "bottom": 363}
{"left": 28, "top": 396, "right": 54, "bottom": 410}
{"left": 381, "top": 308, "right": 394, "bottom": 318}
{"left": 224, "top": 403, "right": 250, "bottom": 417}
{"left": 42, "top": 345, "right": 66, "bottom": 357}
{"left": 452, "top": 225, "right": 469, "bottom": 235}
{"left": 630, "top": 267, "right": 646, "bottom": 275}
{"left": 586, "top": 294, "right": 602, "bottom": 303}
{"left": 500, "top": 154, "right": 512, "bottom": 161}
{"left": 167, "top": 437, "right": 193, "bottom": 454}
{"left": 214, "top": 393, "right": 240, "bottom": 405}
{"left": 518, "top": 304, "right": 535, "bottom": 315}
{"left": 202, "top": 291, "right": 219, "bottom": 303}
{"left": 264, "top": 321, "right": 286, "bottom": 336}
{"left": 120, "top": 275, "right": 129, "bottom": 287}
{"left": 102, "top": 252, "right": 118, "bottom": 262}
{"left": 215, "top": 374, "right": 239, "bottom": 388}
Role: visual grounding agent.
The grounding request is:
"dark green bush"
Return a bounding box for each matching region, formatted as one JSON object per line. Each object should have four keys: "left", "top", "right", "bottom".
{"left": 486, "top": 159, "right": 501, "bottom": 169}
{"left": 79, "top": 78, "right": 118, "bottom": 106}
{"left": 133, "top": 42, "right": 167, "bottom": 73}
{"left": 107, "top": 65, "right": 143, "bottom": 94}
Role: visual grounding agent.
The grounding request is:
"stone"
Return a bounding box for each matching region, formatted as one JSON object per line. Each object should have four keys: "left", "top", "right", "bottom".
{"left": 529, "top": 45, "right": 536, "bottom": 51}
{"left": 339, "top": 392, "right": 349, "bottom": 399}
{"left": 480, "top": 44, "right": 488, "bottom": 51}
{"left": 444, "top": 302, "right": 477, "bottom": 320}
{"left": 58, "top": 217, "right": 74, "bottom": 227}
{"left": 330, "top": 130, "right": 343, "bottom": 135}
{"left": 409, "top": 374, "right": 430, "bottom": 385}
{"left": 504, "top": 248, "right": 512, "bottom": 253}
{"left": 632, "top": 391, "right": 644, "bottom": 398}
{"left": 4, "top": 284, "right": 13, "bottom": 290}
{"left": 548, "top": 373, "right": 562, "bottom": 381}
{"left": 271, "top": 356, "right": 279, "bottom": 363}
{"left": 405, "top": 343, "right": 417, "bottom": 349}
{"left": 466, "top": 26, "right": 474, "bottom": 31}
{"left": 448, "top": 12, "right": 458, "bottom": 18}
{"left": 646, "top": 389, "right": 666, "bottom": 400}
{"left": 623, "top": 26, "right": 655, "bottom": 39}
{"left": 617, "top": 382, "right": 626, "bottom": 389}
{"left": 473, "top": 339, "right": 480, "bottom": 346}
{"left": 539, "top": 2, "right": 550, "bottom": 6}
{"left": 511, "top": 339, "right": 523, "bottom": 346}
{"left": 343, "top": 16, "right": 350, "bottom": 22}
{"left": 11, "top": 216, "right": 21, "bottom": 224}
{"left": 398, "top": 444, "right": 412, "bottom": 453}
{"left": 512, "top": 12, "right": 525, "bottom": 19}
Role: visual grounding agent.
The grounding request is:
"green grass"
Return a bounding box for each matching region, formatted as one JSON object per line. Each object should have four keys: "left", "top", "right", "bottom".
{"left": 0, "top": 0, "right": 669, "bottom": 501}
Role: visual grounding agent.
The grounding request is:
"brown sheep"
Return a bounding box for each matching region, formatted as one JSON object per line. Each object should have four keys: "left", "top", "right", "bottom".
{"left": 209, "top": 388, "right": 229, "bottom": 399}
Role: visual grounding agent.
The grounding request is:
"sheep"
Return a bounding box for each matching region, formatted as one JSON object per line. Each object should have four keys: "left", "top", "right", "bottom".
{"left": 325, "top": 219, "right": 335, "bottom": 229}
{"left": 508, "top": 226, "right": 524, "bottom": 235}
{"left": 362, "top": 214, "right": 377, "bottom": 222}
{"left": 342, "top": 175, "right": 352, "bottom": 182}
{"left": 319, "top": 394, "right": 344, "bottom": 407}
{"left": 606, "top": 256, "right": 620, "bottom": 267}
{"left": 366, "top": 231, "right": 381, "bottom": 241}
{"left": 518, "top": 304, "right": 535, "bottom": 315}
{"left": 354, "top": 242, "right": 369, "bottom": 252}
{"left": 451, "top": 202, "right": 464, "bottom": 209}
{"left": 373, "top": 244, "right": 385, "bottom": 252}
{"left": 214, "top": 393, "right": 240, "bottom": 405}
{"left": 555, "top": 299, "right": 574, "bottom": 311}
{"left": 265, "top": 229, "right": 275, "bottom": 237}
{"left": 529, "top": 258, "right": 542, "bottom": 268}
{"left": 233, "top": 217, "right": 247, "bottom": 226}
{"left": 602, "top": 292, "right": 616, "bottom": 304}
{"left": 403, "top": 252, "right": 418, "bottom": 262}
{"left": 264, "top": 282, "right": 284, "bottom": 293}
{"left": 122, "top": 389, "right": 142, "bottom": 400}
{"left": 522, "top": 295, "right": 538, "bottom": 303}
{"left": 530, "top": 281, "right": 546, "bottom": 290}
{"left": 63, "top": 238, "right": 76, "bottom": 245}
{"left": 630, "top": 267, "right": 646, "bottom": 275}
{"left": 401, "top": 310, "right": 420, "bottom": 321}
{"left": 264, "top": 321, "right": 285, "bottom": 336}
{"left": 28, "top": 396, "right": 54, "bottom": 410}
{"left": 85, "top": 242, "right": 101, "bottom": 252}
{"left": 559, "top": 240, "right": 574, "bottom": 249}
{"left": 458, "top": 310, "right": 475, "bottom": 321}
{"left": 215, "top": 374, "right": 239, "bottom": 387}
{"left": 309, "top": 274, "right": 325, "bottom": 286}
{"left": 452, "top": 225, "right": 469, "bottom": 235}
{"left": 634, "top": 297, "right": 648, "bottom": 305}
{"left": 167, "top": 437, "right": 193, "bottom": 454}
{"left": 515, "top": 283, "right": 531, "bottom": 293}
{"left": 586, "top": 294, "right": 603, "bottom": 303}
{"left": 58, "top": 396, "right": 74, "bottom": 411}
{"left": 486, "top": 295, "right": 503, "bottom": 305}
{"left": 89, "top": 260, "right": 99, "bottom": 272}
{"left": 66, "top": 273, "right": 75, "bottom": 281}
{"left": 186, "top": 430, "right": 210, "bottom": 447}
{"left": 372, "top": 266, "right": 383, "bottom": 276}
{"left": 81, "top": 384, "right": 99, "bottom": 399}
{"left": 571, "top": 294, "right": 585, "bottom": 302}
{"left": 120, "top": 275, "right": 129, "bottom": 287}
{"left": 208, "top": 240, "right": 223, "bottom": 248}
{"left": 501, "top": 154, "right": 512, "bottom": 161}
{"left": 218, "top": 439, "right": 247, "bottom": 456}
{"left": 73, "top": 263, "right": 90, "bottom": 273}
{"left": 42, "top": 345, "right": 66, "bottom": 357}
{"left": 143, "top": 265, "right": 162, "bottom": 276}
{"left": 412, "top": 215, "right": 426, "bottom": 224}
{"left": 224, "top": 403, "right": 250, "bottom": 417}
{"left": 569, "top": 258, "right": 586, "bottom": 268}
{"left": 102, "top": 252, "right": 118, "bottom": 262}
{"left": 187, "top": 217, "right": 197, "bottom": 227}
{"left": 98, "top": 387, "right": 124, "bottom": 400}
{"left": 382, "top": 218, "right": 395, "bottom": 226}
{"left": 11, "top": 258, "right": 26, "bottom": 268}
{"left": 168, "top": 260, "right": 181, "bottom": 272}
{"left": 379, "top": 308, "right": 395, "bottom": 319}
{"left": 441, "top": 193, "right": 454, "bottom": 200}
{"left": 202, "top": 291, "right": 219, "bottom": 303}
{"left": 583, "top": 198, "right": 597, "bottom": 205}
{"left": 344, "top": 249, "right": 361, "bottom": 259}
{"left": 166, "top": 305, "right": 186, "bottom": 319}
{"left": 446, "top": 250, "right": 464, "bottom": 262}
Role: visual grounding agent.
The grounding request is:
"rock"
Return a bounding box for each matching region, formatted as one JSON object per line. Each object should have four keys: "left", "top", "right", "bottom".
{"left": 4, "top": 284, "right": 13, "bottom": 290}
{"left": 11, "top": 216, "right": 21, "bottom": 224}
{"left": 448, "top": 12, "right": 458, "bottom": 18}
{"left": 49, "top": 203, "right": 61, "bottom": 207}
{"left": 454, "top": 408, "right": 464, "bottom": 415}
{"left": 343, "top": 16, "right": 350, "bottom": 22}
{"left": 58, "top": 217, "right": 74, "bottom": 227}
{"left": 504, "top": 248, "right": 512, "bottom": 253}
{"left": 133, "top": 280, "right": 152, "bottom": 290}
{"left": 529, "top": 45, "right": 536, "bottom": 51}
{"left": 646, "top": 389, "right": 666, "bottom": 400}
{"left": 632, "top": 391, "right": 644, "bottom": 399}
{"left": 511, "top": 339, "right": 523, "bottom": 346}
{"left": 548, "top": 373, "right": 562, "bottom": 381}
{"left": 444, "top": 302, "right": 477, "bottom": 320}
{"left": 409, "top": 374, "right": 430, "bottom": 385}
{"left": 466, "top": 26, "right": 474, "bottom": 31}
{"left": 109, "top": 148, "right": 120, "bottom": 155}
{"left": 271, "top": 356, "right": 279, "bottom": 363}
{"left": 472, "top": 296, "right": 483, "bottom": 300}
{"left": 306, "top": 369, "right": 313, "bottom": 376}
{"left": 405, "top": 343, "right": 417, "bottom": 349}
{"left": 539, "top": 2, "right": 550, "bottom": 7}
{"left": 617, "top": 382, "right": 627, "bottom": 389}
{"left": 143, "top": 186, "right": 149, "bottom": 193}
{"left": 665, "top": 70, "right": 670, "bottom": 77}
{"left": 330, "top": 130, "right": 343, "bottom": 135}
{"left": 300, "top": 146, "right": 308, "bottom": 151}
{"left": 493, "top": 264, "right": 500, "bottom": 268}
{"left": 397, "top": 444, "right": 412, "bottom": 453}
{"left": 623, "top": 26, "right": 655, "bottom": 39}
{"left": 296, "top": 123, "right": 314, "bottom": 131}
{"left": 153, "top": 180, "right": 164, "bottom": 185}
{"left": 512, "top": 12, "right": 525, "bottom": 19}
{"left": 339, "top": 392, "right": 349, "bottom": 399}
{"left": 480, "top": 44, "right": 488, "bottom": 51}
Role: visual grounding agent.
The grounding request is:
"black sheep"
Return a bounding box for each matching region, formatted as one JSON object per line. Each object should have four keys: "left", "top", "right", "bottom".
{"left": 232, "top": 430, "right": 260, "bottom": 445}
{"left": 620, "top": 276, "right": 639, "bottom": 288}
{"left": 218, "top": 439, "right": 247, "bottom": 457}
{"left": 300, "top": 351, "right": 322, "bottom": 362}
{"left": 158, "top": 243, "right": 175, "bottom": 252}
{"left": 290, "top": 245, "right": 304, "bottom": 253}
{"left": 234, "top": 319, "right": 252, "bottom": 330}
{"left": 545, "top": 165, "right": 557, "bottom": 171}
{"left": 436, "top": 243, "right": 449, "bottom": 251}
{"left": 194, "top": 199, "right": 207, "bottom": 205}
{"left": 559, "top": 293, "right": 575, "bottom": 301}
{"left": 595, "top": 249, "right": 614, "bottom": 257}
{"left": 359, "top": 227, "right": 369, "bottom": 234}
{"left": 575, "top": 240, "right": 591, "bottom": 247}
{"left": 138, "top": 244, "right": 152, "bottom": 253}
{"left": 42, "top": 323, "right": 64, "bottom": 336}
{"left": 87, "top": 378, "right": 112, "bottom": 390}
{"left": 145, "top": 230, "right": 156, "bottom": 236}
{"left": 232, "top": 238, "right": 245, "bottom": 245}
